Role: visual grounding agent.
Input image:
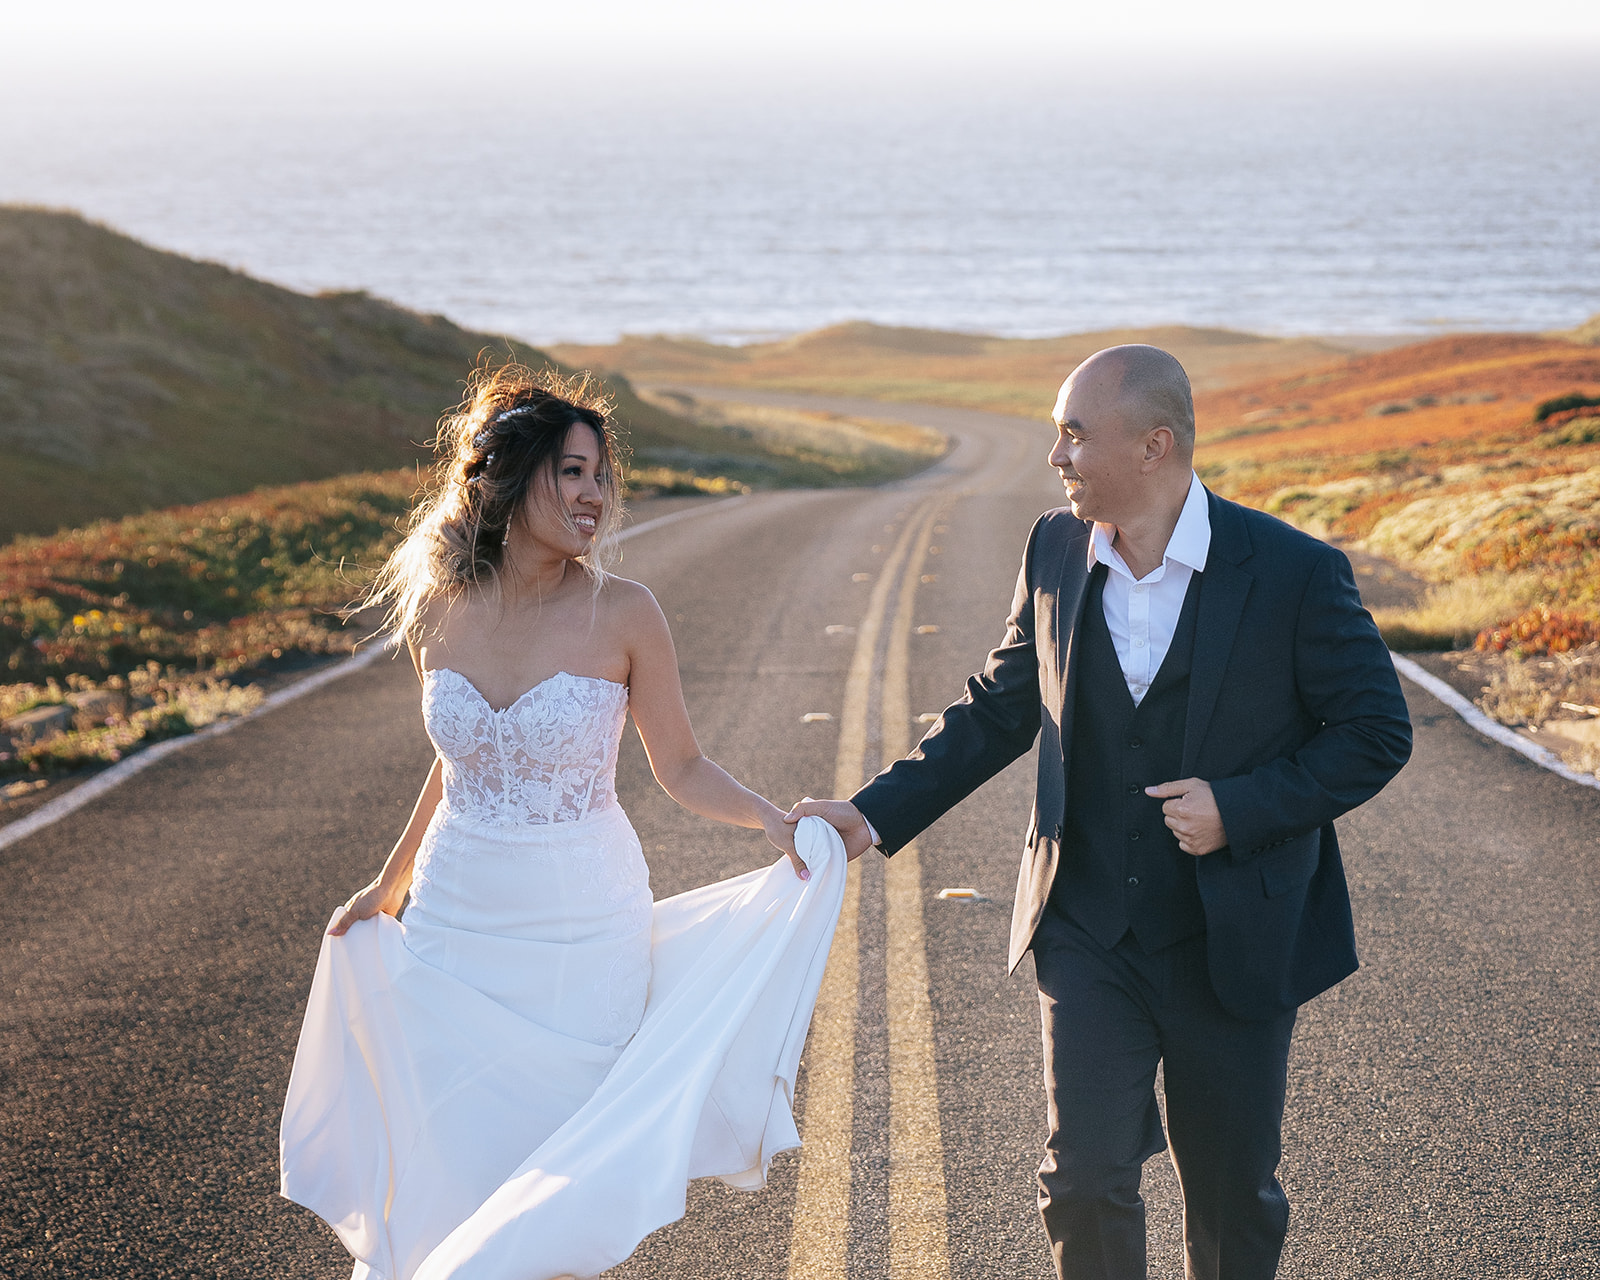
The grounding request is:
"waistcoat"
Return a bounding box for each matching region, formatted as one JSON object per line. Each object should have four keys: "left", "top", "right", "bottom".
{"left": 1050, "top": 564, "right": 1206, "bottom": 953}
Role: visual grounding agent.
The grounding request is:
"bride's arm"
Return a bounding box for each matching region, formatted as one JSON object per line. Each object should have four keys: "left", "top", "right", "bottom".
{"left": 327, "top": 755, "right": 445, "bottom": 935}
{"left": 622, "top": 583, "right": 806, "bottom": 878}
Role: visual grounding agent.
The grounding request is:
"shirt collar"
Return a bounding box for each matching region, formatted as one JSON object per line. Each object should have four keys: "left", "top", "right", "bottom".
{"left": 1086, "top": 472, "right": 1211, "bottom": 579}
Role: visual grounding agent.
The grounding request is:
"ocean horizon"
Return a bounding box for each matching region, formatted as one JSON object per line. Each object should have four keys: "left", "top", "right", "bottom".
{"left": 2, "top": 54, "right": 1596, "bottom": 347}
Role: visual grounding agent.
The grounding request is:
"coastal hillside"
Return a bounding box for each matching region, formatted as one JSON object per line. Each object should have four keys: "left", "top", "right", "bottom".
{"left": 1190, "top": 331, "right": 1600, "bottom": 652}
{"left": 1194, "top": 332, "right": 1600, "bottom": 464}
{"left": 0, "top": 208, "right": 721, "bottom": 541}
{"left": 550, "top": 321, "right": 1379, "bottom": 418}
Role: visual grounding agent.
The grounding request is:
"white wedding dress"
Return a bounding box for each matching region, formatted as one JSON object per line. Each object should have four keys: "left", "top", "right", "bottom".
{"left": 279, "top": 668, "right": 846, "bottom": 1280}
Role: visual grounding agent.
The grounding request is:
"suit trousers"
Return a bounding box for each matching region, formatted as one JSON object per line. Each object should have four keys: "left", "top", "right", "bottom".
{"left": 1032, "top": 905, "right": 1297, "bottom": 1280}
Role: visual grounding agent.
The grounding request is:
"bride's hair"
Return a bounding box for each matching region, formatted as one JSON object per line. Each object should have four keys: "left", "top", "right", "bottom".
{"left": 360, "top": 361, "right": 625, "bottom": 644}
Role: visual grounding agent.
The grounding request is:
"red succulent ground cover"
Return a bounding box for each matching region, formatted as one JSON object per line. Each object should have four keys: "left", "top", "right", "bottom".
{"left": 1194, "top": 334, "right": 1600, "bottom": 656}
{"left": 2, "top": 470, "right": 420, "bottom": 685}
{"left": 1475, "top": 606, "right": 1600, "bottom": 655}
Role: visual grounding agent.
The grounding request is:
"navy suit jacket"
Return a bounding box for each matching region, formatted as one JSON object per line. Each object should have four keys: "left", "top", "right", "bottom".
{"left": 853, "top": 490, "right": 1413, "bottom": 1021}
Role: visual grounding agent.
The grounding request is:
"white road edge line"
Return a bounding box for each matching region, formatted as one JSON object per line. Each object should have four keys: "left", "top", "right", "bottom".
{"left": 1390, "top": 652, "right": 1600, "bottom": 793}
{"left": 0, "top": 496, "right": 748, "bottom": 853}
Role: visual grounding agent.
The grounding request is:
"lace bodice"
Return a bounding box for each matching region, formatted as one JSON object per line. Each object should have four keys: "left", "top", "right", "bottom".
{"left": 421, "top": 667, "right": 630, "bottom": 830}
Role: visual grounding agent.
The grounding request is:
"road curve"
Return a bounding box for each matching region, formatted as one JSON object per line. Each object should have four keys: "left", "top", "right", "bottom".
{"left": 1, "top": 394, "right": 1596, "bottom": 1280}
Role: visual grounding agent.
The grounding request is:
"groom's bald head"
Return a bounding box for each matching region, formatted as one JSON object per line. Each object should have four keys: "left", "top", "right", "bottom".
{"left": 1053, "top": 344, "right": 1195, "bottom": 456}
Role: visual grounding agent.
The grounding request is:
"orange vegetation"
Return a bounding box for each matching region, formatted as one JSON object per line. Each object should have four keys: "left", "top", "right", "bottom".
{"left": 1193, "top": 333, "right": 1600, "bottom": 651}
{"left": 1196, "top": 334, "right": 1600, "bottom": 470}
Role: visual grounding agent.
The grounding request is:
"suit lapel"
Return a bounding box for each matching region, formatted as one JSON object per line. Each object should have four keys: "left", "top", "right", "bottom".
{"left": 1182, "top": 492, "right": 1254, "bottom": 774}
{"left": 1053, "top": 528, "right": 1095, "bottom": 763}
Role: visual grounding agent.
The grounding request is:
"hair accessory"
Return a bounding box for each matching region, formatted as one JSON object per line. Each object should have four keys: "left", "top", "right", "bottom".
{"left": 471, "top": 405, "right": 536, "bottom": 453}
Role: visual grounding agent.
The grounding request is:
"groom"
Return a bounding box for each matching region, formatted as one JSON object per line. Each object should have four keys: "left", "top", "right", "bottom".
{"left": 790, "top": 345, "right": 1412, "bottom": 1279}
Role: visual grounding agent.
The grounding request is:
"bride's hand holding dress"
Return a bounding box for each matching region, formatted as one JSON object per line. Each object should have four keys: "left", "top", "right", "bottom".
{"left": 327, "top": 757, "right": 442, "bottom": 936}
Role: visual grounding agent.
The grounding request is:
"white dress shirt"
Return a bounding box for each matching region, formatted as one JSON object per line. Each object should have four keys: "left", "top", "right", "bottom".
{"left": 1087, "top": 471, "right": 1211, "bottom": 706}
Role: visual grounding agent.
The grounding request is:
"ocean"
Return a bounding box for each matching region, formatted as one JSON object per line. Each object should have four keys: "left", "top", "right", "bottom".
{"left": 1, "top": 55, "right": 1596, "bottom": 345}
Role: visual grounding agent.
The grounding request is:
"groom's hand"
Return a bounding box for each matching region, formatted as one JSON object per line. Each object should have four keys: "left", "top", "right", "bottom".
{"left": 1145, "top": 778, "right": 1227, "bottom": 856}
{"left": 784, "top": 797, "right": 877, "bottom": 861}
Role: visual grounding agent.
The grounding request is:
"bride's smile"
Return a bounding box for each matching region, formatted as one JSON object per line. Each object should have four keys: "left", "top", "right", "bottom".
{"left": 508, "top": 422, "right": 608, "bottom": 574}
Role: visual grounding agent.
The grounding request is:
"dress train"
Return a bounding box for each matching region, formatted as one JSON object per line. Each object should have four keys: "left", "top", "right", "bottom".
{"left": 280, "top": 816, "right": 847, "bottom": 1279}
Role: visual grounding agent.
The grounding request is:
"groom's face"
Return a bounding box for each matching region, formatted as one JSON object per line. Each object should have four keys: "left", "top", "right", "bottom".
{"left": 1048, "top": 370, "right": 1150, "bottom": 526}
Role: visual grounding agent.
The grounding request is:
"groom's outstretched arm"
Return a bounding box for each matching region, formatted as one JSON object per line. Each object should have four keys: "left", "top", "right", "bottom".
{"left": 792, "top": 515, "right": 1051, "bottom": 857}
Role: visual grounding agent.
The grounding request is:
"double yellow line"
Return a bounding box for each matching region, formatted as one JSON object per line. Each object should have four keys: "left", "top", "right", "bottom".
{"left": 788, "top": 500, "right": 951, "bottom": 1280}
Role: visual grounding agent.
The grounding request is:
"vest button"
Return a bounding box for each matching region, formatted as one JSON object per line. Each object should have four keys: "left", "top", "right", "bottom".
{"left": 1128, "top": 737, "right": 1142, "bottom": 749}
{"left": 1129, "top": 831, "right": 1141, "bottom": 841}
{"left": 1127, "top": 876, "right": 1140, "bottom": 886}
{"left": 1127, "top": 784, "right": 1141, "bottom": 795}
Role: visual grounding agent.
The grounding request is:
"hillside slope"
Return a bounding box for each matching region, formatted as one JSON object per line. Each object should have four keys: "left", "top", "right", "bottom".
{"left": 0, "top": 208, "right": 703, "bottom": 541}
{"left": 1192, "top": 333, "right": 1600, "bottom": 498}
{"left": 550, "top": 320, "right": 1379, "bottom": 418}
{"left": 1188, "top": 331, "right": 1600, "bottom": 653}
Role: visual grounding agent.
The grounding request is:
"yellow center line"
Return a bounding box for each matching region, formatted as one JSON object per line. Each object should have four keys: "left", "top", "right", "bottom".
{"left": 787, "top": 504, "right": 931, "bottom": 1280}
{"left": 881, "top": 503, "right": 953, "bottom": 1280}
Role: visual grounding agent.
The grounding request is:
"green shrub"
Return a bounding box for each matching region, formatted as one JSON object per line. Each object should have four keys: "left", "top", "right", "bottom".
{"left": 1533, "top": 391, "right": 1600, "bottom": 423}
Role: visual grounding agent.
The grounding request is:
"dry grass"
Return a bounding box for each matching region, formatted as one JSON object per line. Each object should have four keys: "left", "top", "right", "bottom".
{"left": 1565, "top": 740, "right": 1600, "bottom": 779}
{"left": 0, "top": 471, "right": 419, "bottom": 776}
{"left": 1452, "top": 644, "right": 1600, "bottom": 778}
{"left": 1368, "top": 573, "right": 1547, "bottom": 651}
{"left": 1476, "top": 658, "right": 1563, "bottom": 726}
{"left": 636, "top": 391, "right": 947, "bottom": 487}
{"left": 1194, "top": 334, "right": 1600, "bottom": 463}
{"left": 550, "top": 321, "right": 1374, "bottom": 419}
{"left": 0, "top": 206, "right": 762, "bottom": 542}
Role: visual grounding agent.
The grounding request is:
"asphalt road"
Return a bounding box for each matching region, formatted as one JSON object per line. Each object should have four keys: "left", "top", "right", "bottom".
{"left": 1, "top": 393, "right": 1596, "bottom": 1280}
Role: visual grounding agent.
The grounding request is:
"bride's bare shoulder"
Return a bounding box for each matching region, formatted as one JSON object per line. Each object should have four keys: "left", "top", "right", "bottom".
{"left": 415, "top": 587, "right": 473, "bottom": 634}
{"left": 408, "top": 588, "right": 476, "bottom": 666}
{"left": 597, "top": 573, "right": 660, "bottom": 610}
{"left": 598, "top": 572, "right": 672, "bottom": 627}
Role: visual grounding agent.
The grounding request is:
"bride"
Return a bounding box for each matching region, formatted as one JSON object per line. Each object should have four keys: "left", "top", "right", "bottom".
{"left": 278, "top": 365, "right": 846, "bottom": 1280}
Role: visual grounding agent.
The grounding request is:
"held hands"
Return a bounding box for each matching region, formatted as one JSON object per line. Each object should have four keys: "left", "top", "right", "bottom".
{"left": 784, "top": 797, "right": 877, "bottom": 862}
{"left": 1144, "top": 778, "right": 1228, "bottom": 857}
{"left": 759, "top": 806, "right": 811, "bottom": 881}
{"left": 327, "top": 878, "right": 409, "bottom": 936}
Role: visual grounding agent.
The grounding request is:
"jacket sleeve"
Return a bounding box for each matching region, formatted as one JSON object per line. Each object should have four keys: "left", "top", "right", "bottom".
{"left": 1209, "top": 544, "right": 1413, "bottom": 855}
{"left": 851, "top": 517, "right": 1048, "bottom": 855}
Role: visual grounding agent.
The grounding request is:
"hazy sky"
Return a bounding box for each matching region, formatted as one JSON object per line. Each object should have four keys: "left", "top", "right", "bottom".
{"left": 2, "top": 0, "right": 1595, "bottom": 341}
{"left": 7, "top": 0, "right": 1600, "bottom": 82}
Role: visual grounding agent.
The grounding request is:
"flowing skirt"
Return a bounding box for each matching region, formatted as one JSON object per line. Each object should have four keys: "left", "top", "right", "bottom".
{"left": 279, "top": 807, "right": 846, "bottom": 1280}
